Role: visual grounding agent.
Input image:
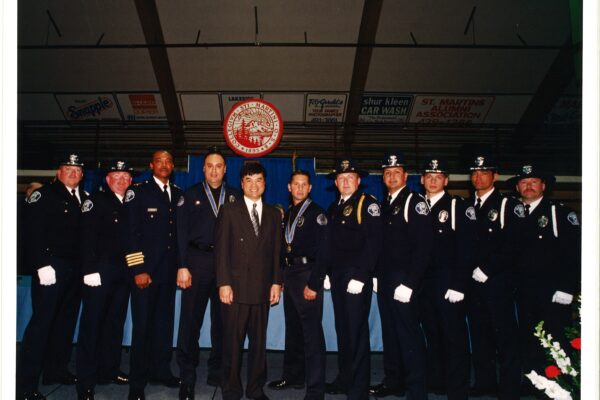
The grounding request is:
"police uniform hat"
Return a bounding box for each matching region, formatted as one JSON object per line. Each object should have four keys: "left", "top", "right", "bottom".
{"left": 506, "top": 164, "right": 556, "bottom": 186}
{"left": 104, "top": 159, "right": 135, "bottom": 175}
{"left": 381, "top": 150, "right": 407, "bottom": 169}
{"left": 421, "top": 157, "right": 449, "bottom": 175}
{"left": 59, "top": 153, "right": 84, "bottom": 167}
{"left": 327, "top": 159, "right": 368, "bottom": 179}
{"left": 469, "top": 154, "right": 497, "bottom": 171}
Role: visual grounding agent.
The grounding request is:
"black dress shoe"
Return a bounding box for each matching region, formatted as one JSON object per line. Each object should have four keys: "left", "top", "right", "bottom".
{"left": 77, "top": 388, "right": 94, "bottom": 400}
{"left": 206, "top": 375, "right": 221, "bottom": 387}
{"left": 267, "top": 379, "right": 305, "bottom": 390}
{"left": 369, "top": 382, "right": 405, "bottom": 397}
{"left": 21, "top": 391, "right": 46, "bottom": 400}
{"left": 325, "top": 381, "right": 347, "bottom": 395}
{"left": 98, "top": 371, "right": 129, "bottom": 385}
{"left": 250, "top": 395, "right": 269, "bottom": 400}
{"left": 427, "top": 385, "right": 446, "bottom": 395}
{"left": 42, "top": 371, "right": 77, "bottom": 385}
{"left": 179, "top": 384, "right": 195, "bottom": 400}
{"left": 149, "top": 374, "right": 181, "bottom": 388}
{"left": 128, "top": 390, "right": 145, "bottom": 400}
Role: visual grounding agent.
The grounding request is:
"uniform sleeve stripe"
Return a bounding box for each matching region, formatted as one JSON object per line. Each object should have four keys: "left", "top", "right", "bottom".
{"left": 127, "top": 259, "right": 144, "bottom": 267}
{"left": 125, "top": 252, "right": 144, "bottom": 260}
{"left": 126, "top": 255, "right": 144, "bottom": 262}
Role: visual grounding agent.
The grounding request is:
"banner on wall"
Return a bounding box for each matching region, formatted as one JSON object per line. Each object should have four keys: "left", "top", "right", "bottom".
{"left": 544, "top": 96, "right": 581, "bottom": 125}
{"left": 117, "top": 93, "right": 166, "bottom": 121}
{"left": 305, "top": 93, "right": 347, "bottom": 124}
{"left": 56, "top": 94, "right": 122, "bottom": 121}
{"left": 221, "top": 93, "right": 261, "bottom": 118}
{"left": 409, "top": 95, "right": 495, "bottom": 124}
{"left": 358, "top": 94, "right": 413, "bottom": 123}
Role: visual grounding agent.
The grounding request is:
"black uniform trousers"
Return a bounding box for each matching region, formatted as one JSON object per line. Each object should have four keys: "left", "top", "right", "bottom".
{"left": 76, "top": 262, "right": 130, "bottom": 391}
{"left": 379, "top": 279, "right": 427, "bottom": 400}
{"left": 221, "top": 302, "right": 269, "bottom": 400}
{"left": 516, "top": 284, "right": 573, "bottom": 376}
{"left": 330, "top": 269, "right": 372, "bottom": 400}
{"left": 129, "top": 280, "right": 176, "bottom": 391}
{"left": 176, "top": 253, "right": 223, "bottom": 385}
{"left": 19, "top": 257, "right": 81, "bottom": 392}
{"left": 467, "top": 273, "right": 520, "bottom": 399}
{"left": 375, "top": 284, "right": 404, "bottom": 389}
{"left": 281, "top": 266, "right": 326, "bottom": 399}
{"left": 419, "top": 276, "right": 469, "bottom": 400}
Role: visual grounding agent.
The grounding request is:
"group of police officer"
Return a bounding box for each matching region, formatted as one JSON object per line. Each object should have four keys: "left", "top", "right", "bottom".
{"left": 17, "top": 147, "right": 580, "bottom": 400}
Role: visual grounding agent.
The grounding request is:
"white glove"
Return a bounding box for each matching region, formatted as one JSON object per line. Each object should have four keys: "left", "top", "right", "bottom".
{"left": 372, "top": 278, "right": 378, "bottom": 293}
{"left": 83, "top": 272, "right": 102, "bottom": 287}
{"left": 472, "top": 267, "right": 488, "bottom": 283}
{"left": 323, "top": 275, "right": 331, "bottom": 290}
{"left": 346, "top": 279, "right": 365, "bottom": 294}
{"left": 444, "top": 289, "right": 465, "bottom": 303}
{"left": 393, "top": 284, "right": 413, "bottom": 303}
{"left": 37, "top": 266, "right": 56, "bottom": 286}
{"left": 552, "top": 291, "right": 573, "bottom": 305}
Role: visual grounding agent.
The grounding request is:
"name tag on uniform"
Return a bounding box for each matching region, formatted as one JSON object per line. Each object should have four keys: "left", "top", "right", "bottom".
{"left": 147, "top": 208, "right": 158, "bottom": 212}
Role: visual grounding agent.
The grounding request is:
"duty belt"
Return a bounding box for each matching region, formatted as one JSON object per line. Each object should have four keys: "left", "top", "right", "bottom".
{"left": 190, "top": 242, "right": 214, "bottom": 252}
{"left": 285, "top": 256, "right": 315, "bottom": 267}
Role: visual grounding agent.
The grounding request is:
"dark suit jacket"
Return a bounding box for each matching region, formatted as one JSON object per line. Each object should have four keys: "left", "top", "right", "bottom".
{"left": 215, "top": 199, "right": 283, "bottom": 304}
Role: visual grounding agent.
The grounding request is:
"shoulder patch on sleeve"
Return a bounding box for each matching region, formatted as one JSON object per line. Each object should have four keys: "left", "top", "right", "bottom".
{"left": 81, "top": 199, "right": 94, "bottom": 213}
{"left": 367, "top": 203, "right": 381, "bottom": 217}
{"left": 567, "top": 211, "right": 579, "bottom": 226}
{"left": 124, "top": 189, "right": 135, "bottom": 203}
{"left": 513, "top": 203, "right": 526, "bottom": 218}
{"left": 28, "top": 191, "right": 42, "bottom": 204}
{"left": 317, "top": 213, "right": 328, "bottom": 225}
{"left": 465, "top": 206, "right": 477, "bottom": 220}
{"left": 415, "top": 201, "right": 429, "bottom": 215}
{"left": 177, "top": 195, "right": 185, "bottom": 207}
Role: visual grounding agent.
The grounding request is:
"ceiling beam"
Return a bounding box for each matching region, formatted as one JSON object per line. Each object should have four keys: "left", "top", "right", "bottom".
{"left": 343, "top": 0, "right": 384, "bottom": 157}
{"left": 133, "top": 0, "right": 185, "bottom": 157}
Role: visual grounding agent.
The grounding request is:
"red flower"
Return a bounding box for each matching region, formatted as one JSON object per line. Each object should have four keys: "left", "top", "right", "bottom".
{"left": 571, "top": 338, "right": 581, "bottom": 350}
{"left": 545, "top": 365, "right": 562, "bottom": 379}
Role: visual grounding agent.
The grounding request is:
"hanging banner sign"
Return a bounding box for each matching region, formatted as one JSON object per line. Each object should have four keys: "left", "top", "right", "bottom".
{"left": 117, "top": 93, "right": 166, "bottom": 121}
{"left": 305, "top": 93, "right": 347, "bottom": 123}
{"left": 358, "top": 95, "right": 413, "bottom": 123}
{"left": 409, "top": 95, "right": 495, "bottom": 124}
{"left": 56, "top": 94, "right": 121, "bottom": 121}
{"left": 222, "top": 93, "right": 261, "bottom": 118}
{"left": 224, "top": 99, "right": 284, "bottom": 157}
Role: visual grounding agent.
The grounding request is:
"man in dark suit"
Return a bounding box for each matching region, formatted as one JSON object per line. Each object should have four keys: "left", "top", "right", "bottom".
{"left": 508, "top": 164, "right": 580, "bottom": 387}
{"left": 467, "top": 154, "right": 522, "bottom": 399}
{"left": 76, "top": 160, "right": 134, "bottom": 400}
{"left": 215, "top": 162, "right": 283, "bottom": 400}
{"left": 123, "top": 150, "right": 183, "bottom": 400}
{"left": 18, "top": 154, "right": 88, "bottom": 400}
{"left": 267, "top": 170, "right": 328, "bottom": 399}
{"left": 325, "top": 159, "right": 382, "bottom": 400}
{"left": 419, "top": 157, "right": 475, "bottom": 400}
{"left": 175, "top": 147, "right": 241, "bottom": 400}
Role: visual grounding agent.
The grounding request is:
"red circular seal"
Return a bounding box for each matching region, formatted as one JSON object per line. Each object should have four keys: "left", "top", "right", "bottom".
{"left": 223, "top": 98, "right": 283, "bottom": 157}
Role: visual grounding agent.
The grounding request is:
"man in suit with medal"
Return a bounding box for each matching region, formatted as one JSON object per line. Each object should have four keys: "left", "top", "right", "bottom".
{"left": 324, "top": 159, "right": 382, "bottom": 400}
{"left": 175, "top": 147, "right": 241, "bottom": 400}
{"left": 76, "top": 160, "right": 134, "bottom": 400}
{"left": 267, "top": 170, "right": 328, "bottom": 399}
{"left": 215, "top": 162, "right": 283, "bottom": 400}
{"left": 508, "top": 164, "right": 580, "bottom": 389}
{"left": 18, "top": 154, "right": 89, "bottom": 400}
{"left": 419, "top": 157, "right": 475, "bottom": 400}
{"left": 467, "top": 154, "right": 522, "bottom": 399}
{"left": 370, "top": 151, "right": 432, "bottom": 400}
{"left": 123, "top": 150, "right": 183, "bottom": 400}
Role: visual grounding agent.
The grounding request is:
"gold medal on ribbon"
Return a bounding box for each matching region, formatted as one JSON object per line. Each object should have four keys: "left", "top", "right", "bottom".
{"left": 287, "top": 244, "right": 292, "bottom": 253}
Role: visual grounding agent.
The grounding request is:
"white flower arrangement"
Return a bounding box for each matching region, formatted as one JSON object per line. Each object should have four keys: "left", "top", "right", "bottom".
{"left": 525, "top": 370, "right": 573, "bottom": 400}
